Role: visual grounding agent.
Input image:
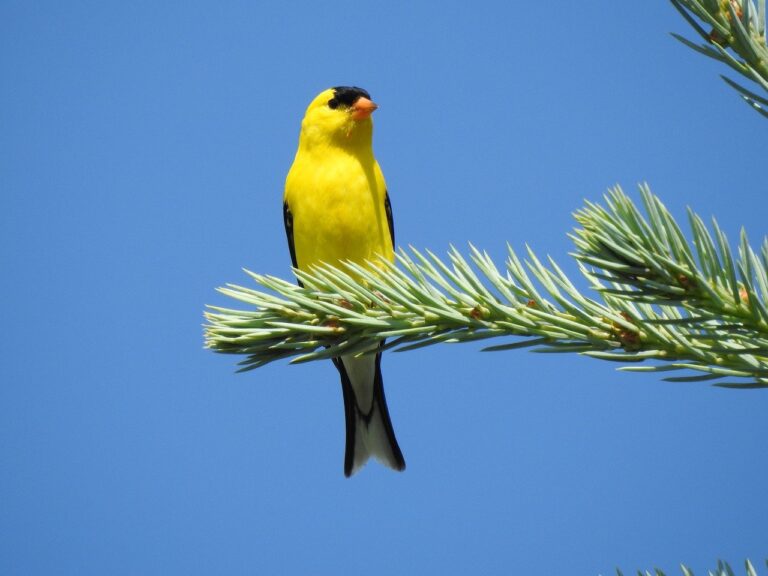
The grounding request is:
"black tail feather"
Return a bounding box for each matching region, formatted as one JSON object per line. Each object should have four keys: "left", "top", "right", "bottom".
{"left": 334, "top": 351, "right": 405, "bottom": 477}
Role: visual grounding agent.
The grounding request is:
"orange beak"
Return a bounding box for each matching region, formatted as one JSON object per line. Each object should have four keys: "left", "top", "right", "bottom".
{"left": 351, "top": 97, "right": 378, "bottom": 120}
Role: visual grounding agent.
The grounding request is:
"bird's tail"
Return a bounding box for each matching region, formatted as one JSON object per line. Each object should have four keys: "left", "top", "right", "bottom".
{"left": 334, "top": 351, "right": 405, "bottom": 477}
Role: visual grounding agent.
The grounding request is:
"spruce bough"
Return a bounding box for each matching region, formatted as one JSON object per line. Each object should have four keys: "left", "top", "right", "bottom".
{"left": 671, "top": 0, "right": 768, "bottom": 117}
{"left": 204, "top": 186, "right": 768, "bottom": 389}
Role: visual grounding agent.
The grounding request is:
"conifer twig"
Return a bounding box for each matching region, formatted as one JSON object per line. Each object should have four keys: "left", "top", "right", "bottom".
{"left": 670, "top": 0, "right": 768, "bottom": 116}
{"left": 615, "top": 558, "right": 762, "bottom": 576}
{"left": 204, "top": 185, "right": 768, "bottom": 389}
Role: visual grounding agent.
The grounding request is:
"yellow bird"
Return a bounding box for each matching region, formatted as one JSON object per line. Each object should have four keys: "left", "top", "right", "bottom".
{"left": 283, "top": 86, "right": 405, "bottom": 477}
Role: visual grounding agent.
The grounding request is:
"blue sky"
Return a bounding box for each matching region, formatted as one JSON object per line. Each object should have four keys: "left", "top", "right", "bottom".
{"left": 2, "top": 1, "right": 767, "bottom": 574}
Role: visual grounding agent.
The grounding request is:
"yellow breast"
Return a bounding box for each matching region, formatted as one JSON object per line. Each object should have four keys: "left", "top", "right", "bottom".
{"left": 284, "top": 146, "right": 393, "bottom": 277}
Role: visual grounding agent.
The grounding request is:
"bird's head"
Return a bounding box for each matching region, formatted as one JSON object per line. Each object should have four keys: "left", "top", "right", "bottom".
{"left": 298, "top": 86, "right": 378, "bottom": 150}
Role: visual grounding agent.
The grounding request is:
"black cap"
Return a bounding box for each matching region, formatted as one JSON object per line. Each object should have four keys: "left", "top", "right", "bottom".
{"left": 328, "top": 86, "right": 371, "bottom": 109}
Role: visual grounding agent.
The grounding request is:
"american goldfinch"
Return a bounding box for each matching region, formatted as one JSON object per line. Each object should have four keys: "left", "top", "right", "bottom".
{"left": 283, "top": 86, "right": 405, "bottom": 477}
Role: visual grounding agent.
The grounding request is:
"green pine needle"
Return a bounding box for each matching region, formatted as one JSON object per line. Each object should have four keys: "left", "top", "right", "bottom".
{"left": 613, "top": 559, "right": 762, "bottom": 575}
{"left": 204, "top": 185, "right": 768, "bottom": 389}
{"left": 671, "top": 0, "right": 768, "bottom": 117}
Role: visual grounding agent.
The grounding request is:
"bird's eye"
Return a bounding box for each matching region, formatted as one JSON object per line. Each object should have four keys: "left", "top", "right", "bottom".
{"left": 327, "top": 98, "right": 339, "bottom": 109}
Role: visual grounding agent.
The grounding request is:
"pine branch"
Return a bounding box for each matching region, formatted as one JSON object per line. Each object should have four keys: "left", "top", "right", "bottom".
{"left": 670, "top": 0, "right": 768, "bottom": 116}
{"left": 203, "top": 185, "right": 768, "bottom": 389}
{"left": 616, "top": 558, "right": 763, "bottom": 576}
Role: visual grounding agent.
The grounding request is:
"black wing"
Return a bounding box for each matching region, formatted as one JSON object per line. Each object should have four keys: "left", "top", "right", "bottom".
{"left": 283, "top": 201, "right": 302, "bottom": 288}
{"left": 384, "top": 191, "right": 394, "bottom": 247}
{"left": 283, "top": 201, "right": 298, "bottom": 269}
